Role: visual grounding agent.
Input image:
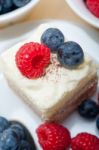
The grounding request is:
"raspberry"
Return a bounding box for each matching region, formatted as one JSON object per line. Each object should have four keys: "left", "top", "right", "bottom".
{"left": 71, "top": 132, "right": 99, "bottom": 150}
{"left": 86, "top": 0, "right": 99, "bottom": 18}
{"left": 16, "top": 42, "right": 50, "bottom": 79}
{"left": 36, "top": 123, "right": 71, "bottom": 150}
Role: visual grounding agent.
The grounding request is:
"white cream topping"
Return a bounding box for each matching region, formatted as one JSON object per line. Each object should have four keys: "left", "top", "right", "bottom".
{"left": 0, "top": 24, "right": 97, "bottom": 112}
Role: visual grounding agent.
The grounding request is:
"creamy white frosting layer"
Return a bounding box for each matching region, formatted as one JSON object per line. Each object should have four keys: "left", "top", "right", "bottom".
{"left": 0, "top": 24, "right": 97, "bottom": 114}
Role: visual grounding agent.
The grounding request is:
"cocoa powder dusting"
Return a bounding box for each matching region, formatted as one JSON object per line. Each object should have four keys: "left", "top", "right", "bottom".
{"left": 42, "top": 54, "right": 63, "bottom": 83}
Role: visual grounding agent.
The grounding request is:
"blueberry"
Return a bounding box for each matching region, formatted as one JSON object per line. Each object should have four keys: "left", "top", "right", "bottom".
{"left": 0, "top": 116, "right": 10, "bottom": 133}
{"left": 0, "top": 141, "right": 5, "bottom": 150}
{"left": 78, "top": 99, "right": 99, "bottom": 119}
{"left": 10, "top": 122, "right": 26, "bottom": 140}
{"left": 57, "top": 41, "right": 84, "bottom": 68}
{"left": 13, "top": 0, "right": 31, "bottom": 8}
{"left": 96, "top": 117, "right": 99, "bottom": 130}
{"left": 0, "top": 5, "right": 2, "bottom": 13}
{"left": 17, "top": 140, "right": 32, "bottom": 150}
{"left": 0, "top": 128, "right": 18, "bottom": 150}
{"left": 0, "top": 0, "right": 13, "bottom": 15}
{"left": 41, "top": 28, "right": 64, "bottom": 52}
{"left": 10, "top": 121, "right": 36, "bottom": 150}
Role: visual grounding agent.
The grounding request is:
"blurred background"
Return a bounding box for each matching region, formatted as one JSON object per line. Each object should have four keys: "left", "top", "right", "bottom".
{"left": 0, "top": 0, "right": 99, "bottom": 30}
{"left": 23, "top": 0, "right": 99, "bottom": 30}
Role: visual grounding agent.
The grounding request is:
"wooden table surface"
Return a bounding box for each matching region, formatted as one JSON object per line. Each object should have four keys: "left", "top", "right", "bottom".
{"left": 25, "top": 0, "right": 98, "bottom": 31}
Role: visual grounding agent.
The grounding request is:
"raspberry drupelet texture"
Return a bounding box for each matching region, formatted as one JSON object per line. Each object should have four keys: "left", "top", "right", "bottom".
{"left": 36, "top": 123, "right": 71, "bottom": 150}
{"left": 86, "top": 0, "right": 99, "bottom": 18}
{"left": 71, "top": 132, "right": 99, "bottom": 150}
{"left": 16, "top": 42, "right": 50, "bottom": 79}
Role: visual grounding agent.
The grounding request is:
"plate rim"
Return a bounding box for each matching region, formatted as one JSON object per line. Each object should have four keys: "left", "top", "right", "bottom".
{"left": 65, "top": 0, "right": 99, "bottom": 28}
{"left": 0, "top": 19, "right": 98, "bottom": 33}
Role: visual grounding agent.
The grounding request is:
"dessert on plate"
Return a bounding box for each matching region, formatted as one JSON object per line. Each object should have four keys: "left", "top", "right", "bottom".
{"left": 0, "top": 24, "right": 98, "bottom": 122}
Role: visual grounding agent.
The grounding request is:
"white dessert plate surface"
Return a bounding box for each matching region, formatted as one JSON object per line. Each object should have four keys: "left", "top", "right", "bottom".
{"left": 0, "top": 20, "right": 99, "bottom": 149}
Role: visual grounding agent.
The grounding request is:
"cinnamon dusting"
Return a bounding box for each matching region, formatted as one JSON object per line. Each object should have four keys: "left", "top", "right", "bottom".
{"left": 42, "top": 54, "right": 64, "bottom": 83}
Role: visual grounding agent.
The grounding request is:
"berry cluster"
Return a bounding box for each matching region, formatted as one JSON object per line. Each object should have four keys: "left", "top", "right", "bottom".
{"left": 41, "top": 28, "right": 84, "bottom": 69}
{"left": 36, "top": 122, "right": 99, "bottom": 150}
{"left": 36, "top": 93, "right": 99, "bottom": 150}
{"left": 0, "top": 116, "right": 36, "bottom": 150}
{"left": 0, "top": 0, "right": 31, "bottom": 15}
{"left": 0, "top": 114, "right": 99, "bottom": 150}
{"left": 16, "top": 28, "right": 84, "bottom": 79}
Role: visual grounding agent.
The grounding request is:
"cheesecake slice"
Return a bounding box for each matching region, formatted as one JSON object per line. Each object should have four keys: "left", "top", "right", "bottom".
{"left": 0, "top": 24, "right": 98, "bottom": 122}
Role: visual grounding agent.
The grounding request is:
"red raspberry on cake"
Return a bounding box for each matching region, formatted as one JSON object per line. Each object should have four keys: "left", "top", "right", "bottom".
{"left": 36, "top": 123, "right": 71, "bottom": 150}
{"left": 86, "top": 0, "right": 99, "bottom": 18}
{"left": 71, "top": 132, "right": 99, "bottom": 150}
{"left": 16, "top": 42, "right": 50, "bottom": 79}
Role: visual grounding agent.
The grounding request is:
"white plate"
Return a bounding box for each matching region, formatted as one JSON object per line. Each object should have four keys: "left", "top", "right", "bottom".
{"left": 0, "top": 20, "right": 99, "bottom": 149}
{"left": 0, "top": 0, "right": 40, "bottom": 27}
{"left": 66, "top": 0, "right": 99, "bottom": 28}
